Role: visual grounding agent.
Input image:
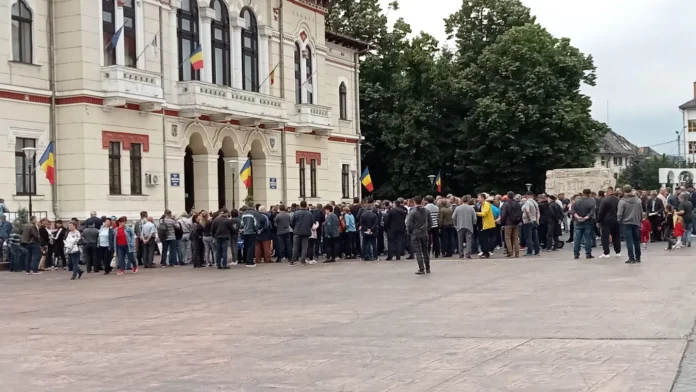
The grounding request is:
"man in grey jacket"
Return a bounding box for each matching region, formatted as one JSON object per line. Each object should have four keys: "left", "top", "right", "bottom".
{"left": 82, "top": 222, "right": 100, "bottom": 273}
{"left": 274, "top": 205, "right": 292, "bottom": 262}
{"left": 407, "top": 195, "right": 433, "bottom": 275}
{"left": 617, "top": 185, "right": 644, "bottom": 264}
{"left": 452, "top": 195, "right": 477, "bottom": 259}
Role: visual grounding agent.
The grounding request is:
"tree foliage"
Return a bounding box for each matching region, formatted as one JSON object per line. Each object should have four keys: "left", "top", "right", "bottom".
{"left": 326, "top": 0, "right": 608, "bottom": 198}
{"left": 618, "top": 155, "right": 679, "bottom": 191}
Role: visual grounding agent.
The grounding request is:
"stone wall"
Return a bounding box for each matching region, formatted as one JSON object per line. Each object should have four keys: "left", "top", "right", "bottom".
{"left": 545, "top": 168, "right": 616, "bottom": 196}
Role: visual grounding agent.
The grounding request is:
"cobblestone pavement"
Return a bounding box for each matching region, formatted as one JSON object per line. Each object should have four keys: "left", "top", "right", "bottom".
{"left": 2, "top": 244, "right": 696, "bottom": 392}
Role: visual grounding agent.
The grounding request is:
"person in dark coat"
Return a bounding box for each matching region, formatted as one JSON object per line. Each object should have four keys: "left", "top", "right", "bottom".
{"left": 597, "top": 188, "right": 621, "bottom": 258}
{"left": 384, "top": 200, "right": 407, "bottom": 260}
{"left": 290, "top": 201, "right": 314, "bottom": 265}
{"left": 537, "top": 196, "right": 550, "bottom": 249}
{"left": 646, "top": 190, "right": 664, "bottom": 242}
{"left": 359, "top": 205, "right": 379, "bottom": 261}
{"left": 547, "top": 195, "right": 564, "bottom": 251}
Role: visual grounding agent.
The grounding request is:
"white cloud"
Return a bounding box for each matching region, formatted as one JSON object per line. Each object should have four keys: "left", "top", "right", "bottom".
{"left": 379, "top": 0, "right": 696, "bottom": 152}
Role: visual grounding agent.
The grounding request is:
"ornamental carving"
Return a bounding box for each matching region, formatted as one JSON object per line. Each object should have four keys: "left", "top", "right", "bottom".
{"left": 102, "top": 131, "right": 150, "bottom": 152}
{"left": 545, "top": 168, "right": 615, "bottom": 195}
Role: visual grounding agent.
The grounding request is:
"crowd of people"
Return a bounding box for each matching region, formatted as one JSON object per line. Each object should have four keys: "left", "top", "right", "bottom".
{"left": 0, "top": 183, "right": 692, "bottom": 278}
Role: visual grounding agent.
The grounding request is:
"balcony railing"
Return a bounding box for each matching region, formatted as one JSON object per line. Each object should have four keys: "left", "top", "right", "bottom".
{"left": 101, "top": 65, "right": 163, "bottom": 106}
{"left": 292, "top": 103, "right": 333, "bottom": 133}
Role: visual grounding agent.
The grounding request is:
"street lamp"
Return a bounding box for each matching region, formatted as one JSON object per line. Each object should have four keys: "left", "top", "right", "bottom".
{"left": 225, "top": 160, "right": 238, "bottom": 209}
{"left": 22, "top": 147, "right": 37, "bottom": 218}
{"left": 525, "top": 183, "right": 532, "bottom": 192}
{"left": 427, "top": 174, "right": 436, "bottom": 188}
{"left": 350, "top": 169, "right": 358, "bottom": 199}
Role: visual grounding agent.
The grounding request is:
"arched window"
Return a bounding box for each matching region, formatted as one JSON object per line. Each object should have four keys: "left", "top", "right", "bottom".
{"left": 11, "top": 0, "right": 32, "bottom": 64}
{"left": 177, "top": 0, "right": 200, "bottom": 81}
{"left": 241, "top": 7, "right": 258, "bottom": 92}
{"left": 305, "top": 47, "right": 313, "bottom": 104}
{"left": 294, "top": 43, "right": 301, "bottom": 104}
{"left": 339, "top": 82, "right": 347, "bottom": 120}
{"left": 102, "top": 0, "right": 116, "bottom": 65}
{"left": 211, "top": 0, "right": 230, "bottom": 86}
{"left": 122, "top": 0, "right": 136, "bottom": 67}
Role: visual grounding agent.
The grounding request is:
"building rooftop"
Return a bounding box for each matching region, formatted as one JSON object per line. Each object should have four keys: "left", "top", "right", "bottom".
{"left": 599, "top": 130, "right": 638, "bottom": 155}
{"left": 679, "top": 98, "right": 696, "bottom": 110}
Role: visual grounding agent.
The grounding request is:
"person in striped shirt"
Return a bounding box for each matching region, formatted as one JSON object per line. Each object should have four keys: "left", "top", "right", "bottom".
{"left": 424, "top": 196, "right": 440, "bottom": 258}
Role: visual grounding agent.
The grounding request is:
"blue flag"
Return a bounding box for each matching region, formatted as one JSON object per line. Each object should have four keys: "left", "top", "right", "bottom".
{"left": 110, "top": 26, "right": 124, "bottom": 49}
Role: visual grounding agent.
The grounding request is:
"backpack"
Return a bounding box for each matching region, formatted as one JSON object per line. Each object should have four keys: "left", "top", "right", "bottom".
{"left": 174, "top": 222, "right": 183, "bottom": 240}
{"left": 510, "top": 204, "right": 523, "bottom": 225}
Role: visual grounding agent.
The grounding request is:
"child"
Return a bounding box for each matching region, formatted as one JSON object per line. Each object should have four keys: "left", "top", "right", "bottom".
{"left": 640, "top": 212, "right": 651, "bottom": 249}
{"left": 663, "top": 205, "right": 675, "bottom": 251}
{"left": 674, "top": 215, "right": 685, "bottom": 249}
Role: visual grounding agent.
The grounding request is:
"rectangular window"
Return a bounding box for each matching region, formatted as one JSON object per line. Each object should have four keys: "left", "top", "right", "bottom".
{"left": 14, "top": 138, "right": 36, "bottom": 195}
{"left": 341, "top": 164, "right": 350, "bottom": 199}
{"left": 310, "top": 159, "right": 317, "bottom": 198}
{"left": 612, "top": 156, "right": 623, "bottom": 166}
{"left": 689, "top": 120, "right": 696, "bottom": 133}
{"left": 109, "top": 141, "right": 122, "bottom": 195}
{"left": 102, "top": 0, "right": 116, "bottom": 65}
{"left": 130, "top": 143, "right": 142, "bottom": 195}
{"left": 123, "top": 0, "right": 136, "bottom": 67}
{"left": 690, "top": 142, "right": 696, "bottom": 154}
{"left": 299, "top": 158, "right": 306, "bottom": 199}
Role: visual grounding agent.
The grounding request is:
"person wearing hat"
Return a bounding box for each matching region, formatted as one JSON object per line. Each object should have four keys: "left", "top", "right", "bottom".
{"left": 476, "top": 194, "right": 496, "bottom": 258}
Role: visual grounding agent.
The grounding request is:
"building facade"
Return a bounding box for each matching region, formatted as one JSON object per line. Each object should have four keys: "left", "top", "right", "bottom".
{"left": 679, "top": 82, "right": 696, "bottom": 164}
{"left": 0, "top": 0, "right": 365, "bottom": 219}
{"left": 594, "top": 130, "right": 636, "bottom": 175}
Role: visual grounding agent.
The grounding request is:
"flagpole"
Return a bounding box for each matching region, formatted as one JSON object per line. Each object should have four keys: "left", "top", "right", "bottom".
{"left": 134, "top": 34, "right": 157, "bottom": 63}
{"left": 258, "top": 62, "right": 280, "bottom": 90}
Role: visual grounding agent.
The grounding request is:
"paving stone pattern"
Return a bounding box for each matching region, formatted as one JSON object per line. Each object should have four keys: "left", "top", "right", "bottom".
{"left": 1, "top": 245, "right": 696, "bottom": 391}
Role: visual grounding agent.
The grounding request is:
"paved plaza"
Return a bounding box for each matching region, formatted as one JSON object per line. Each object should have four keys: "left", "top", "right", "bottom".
{"left": 2, "top": 245, "right": 696, "bottom": 392}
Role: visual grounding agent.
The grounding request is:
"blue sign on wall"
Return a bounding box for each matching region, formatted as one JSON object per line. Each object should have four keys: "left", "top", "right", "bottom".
{"left": 170, "top": 173, "right": 180, "bottom": 186}
{"left": 269, "top": 178, "right": 277, "bottom": 189}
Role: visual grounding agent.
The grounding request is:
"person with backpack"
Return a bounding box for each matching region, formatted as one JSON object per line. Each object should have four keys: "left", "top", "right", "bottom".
{"left": 323, "top": 205, "right": 341, "bottom": 263}
{"left": 500, "top": 191, "right": 523, "bottom": 258}
{"left": 254, "top": 206, "right": 273, "bottom": 264}
{"left": 240, "top": 206, "right": 264, "bottom": 267}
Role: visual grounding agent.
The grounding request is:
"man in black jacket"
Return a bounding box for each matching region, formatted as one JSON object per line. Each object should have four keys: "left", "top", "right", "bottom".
{"left": 597, "top": 188, "right": 621, "bottom": 258}
{"left": 211, "top": 209, "right": 233, "bottom": 269}
{"left": 500, "top": 192, "right": 522, "bottom": 258}
{"left": 359, "top": 205, "right": 379, "bottom": 261}
{"left": 546, "top": 195, "right": 563, "bottom": 251}
{"left": 384, "top": 200, "right": 407, "bottom": 260}
{"left": 647, "top": 190, "right": 664, "bottom": 241}
{"left": 537, "top": 196, "right": 550, "bottom": 249}
{"left": 290, "top": 201, "right": 313, "bottom": 266}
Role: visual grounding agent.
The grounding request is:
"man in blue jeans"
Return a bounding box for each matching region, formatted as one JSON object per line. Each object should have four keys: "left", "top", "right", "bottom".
{"left": 240, "top": 206, "right": 264, "bottom": 267}
{"left": 677, "top": 192, "right": 694, "bottom": 248}
{"left": 572, "top": 189, "right": 596, "bottom": 259}
{"left": 21, "top": 216, "right": 42, "bottom": 274}
{"left": 211, "top": 209, "right": 233, "bottom": 269}
{"left": 618, "top": 185, "right": 644, "bottom": 263}
{"left": 522, "top": 192, "right": 540, "bottom": 256}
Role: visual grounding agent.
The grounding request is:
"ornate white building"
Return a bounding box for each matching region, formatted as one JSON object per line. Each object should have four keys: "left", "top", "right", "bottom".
{"left": 0, "top": 0, "right": 366, "bottom": 219}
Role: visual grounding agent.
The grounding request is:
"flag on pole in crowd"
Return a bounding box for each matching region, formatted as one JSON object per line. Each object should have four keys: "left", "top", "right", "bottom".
{"left": 240, "top": 158, "right": 252, "bottom": 189}
{"left": 39, "top": 141, "right": 55, "bottom": 185}
{"left": 190, "top": 45, "right": 204, "bottom": 70}
{"left": 361, "top": 167, "right": 374, "bottom": 193}
{"left": 435, "top": 171, "right": 442, "bottom": 193}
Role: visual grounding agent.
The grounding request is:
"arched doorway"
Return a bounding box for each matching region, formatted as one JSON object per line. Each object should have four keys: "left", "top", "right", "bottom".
{"left": 219, "top": 136, "right": 239, "bottom": 209}
{"left": 217, "top": 150, "right": 226, "bottom": 209}
{"left": 247, "top": 151, "right": 254, "bottom": 199}
{"left": 249, "top": 139, "right": 266, "bottom": 205}
{"left": 184, "top": 147, "right": 194, "bottom": 212}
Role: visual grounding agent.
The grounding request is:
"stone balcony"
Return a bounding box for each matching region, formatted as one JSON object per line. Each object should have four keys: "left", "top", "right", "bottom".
{"left": 291, "top": 103, "right": 334, "bottom": 135}
{"left": 176, "top": 81, "right": 287, "bottom": 127}
{"left": 101, "top": 65, "right": 164, "bottom": 110}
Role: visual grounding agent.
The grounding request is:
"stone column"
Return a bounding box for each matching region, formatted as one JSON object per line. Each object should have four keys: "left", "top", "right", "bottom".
{"left": 115, "top": 2, "right": 125, "bottom": 66}
{"left": 300, "top": 44, "right": 307, "bottom": 104}
{"left": 223, "top": 157, "right": 247, "bottom": 209}
{"left": 258, "top": 25, "right": 273, "bottom": 95}
{"left": 168, "top": 5, "right": 179, "bottom": 94}
{"left": 199, "top": 7, "right": 215, "bottom": 83}
{"left": 229, "top": 16, "right": 245, "bottom": 90}
{"left": 191, "top": 154, "right": 218, "bottom": 212}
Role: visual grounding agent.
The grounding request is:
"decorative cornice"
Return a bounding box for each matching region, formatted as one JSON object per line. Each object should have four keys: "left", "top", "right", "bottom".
{"left": 287, "top": 0, "right": 327, "bottom": 15}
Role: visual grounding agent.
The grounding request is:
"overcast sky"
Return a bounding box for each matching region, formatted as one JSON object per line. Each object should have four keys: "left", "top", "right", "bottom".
{"left": 379, "top": 0, "right": 696, "bottom": 155}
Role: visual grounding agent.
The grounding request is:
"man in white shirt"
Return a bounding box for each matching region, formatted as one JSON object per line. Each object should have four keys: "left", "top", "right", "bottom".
{"left": 140, "top": 217, "right": 157, "bottom": 268}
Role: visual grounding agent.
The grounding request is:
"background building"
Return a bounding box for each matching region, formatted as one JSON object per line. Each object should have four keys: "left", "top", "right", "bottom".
{"left": 0, "top": 0, "right": 366, "bottom": 219}
{"left": 680, "top": 82, "right": 696, "bottom": 164}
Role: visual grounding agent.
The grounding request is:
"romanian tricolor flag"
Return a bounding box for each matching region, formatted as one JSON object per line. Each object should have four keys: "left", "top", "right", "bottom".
{"left": 240, "top": 158, "right": 252, "bottom": 189}
{"left": 39, "top": 141, "right": 55, "bottom": 185}
{"left": 435, "top": 171, "right": 442, "bottom": 193}
{"left": 360, "top": 167, "right": 374, "bottom": 193}
{"left": 190, "top": 45, "right": 203, "bottom": 71}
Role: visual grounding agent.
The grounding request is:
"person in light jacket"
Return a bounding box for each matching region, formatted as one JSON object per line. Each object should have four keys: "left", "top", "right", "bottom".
{"left": 453, "top": 195, "right": 478, "bottom": 259}
{"left": 113, "top": 216, "right": 137, "bottom": 275}
{"left": 64, "top": 221, "right": 83, "bottom": 280}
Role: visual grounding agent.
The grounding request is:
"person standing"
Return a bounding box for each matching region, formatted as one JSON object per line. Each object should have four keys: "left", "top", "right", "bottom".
{"left": 343, "top": 207, "right": 357, "bottom": 259}
{"left": 64, "top": 221, "right": 83, "bottom": 280}
{"left": 546, "top": 195, "right": 563, "bottom": 251}
{"left": 274, "top": 205, "right": 292, "bottom": 262}
{"left": 52, "top": 220, "right": 67, "bottom": 270}
{"left": 290, "top": 201, "right": 313, "bottom": 266}
{"left": 500, "top": 192, "right": 522, "bottom": 258}
{"left": 438, "top": 200, "right": 455, "bottom": 257}
{"left": 359, "top": 205, "right": 379, "bottom": 261}
{"left": 476, "top": 194, "right": 496, "bottom": 259}
{"left": 424, "top": 196, "right": 440, "bottom": 258}
{"left": 646, "top": 191, "right": 664, "bottom": 242}
{"left": 676, "top": 192, "right": 693, "bottom": 247}
{"left": 134, "top": 211, "right": 148, "bottom": 266}
{"left": 178, "top": 212, "right": 193, "bottom": 265}
{"left": 521, "top": 192, "right": 540, "bottom": 256}
{"left": 140, "top": 217, "right": 157, "bottom": 268}
{"left": 198, "top": 211, "right": 214, "bottom": 267}
{"left": 97, "top": 218, "right": 114, "bottom": 274}
{"left": 537, "top": 195, "right": 550, "bottom": 250}
{"left": 85, "top": 211, "right": 103, "bottom": 230}
{"left": 254, "top": 206, "right": 273, "bottom": 264}
{"left": 407, "top": 195, "right": 432, "bottom": 274}
{"left": 22, "top": 216, "right": 41, "bottom": 275}
{"left": 38, "top": 218, "right": 53, "bottom": 271}
{"left": 384, "top": 200, "right": 407, "bottom": 261}
{"left": 82, "top": 222, "right": 100, "bottom": 273}
{"left": 0, "top": 214, "right": 11, "bottom": 262}
{"left": 211, "top": 209, "right": 232, "bottom": 269}
{"left": 323, "top": 205, "right": 340, "bottom": 263}
{"left": 617, "top": 185, "right": 644, "bottom": 264}
{"left": 572, "top": 189, "right": 596, "bottom": 260}
{"left": 159, "top": 210, "right": 178, "bottom": 267}
{"left": 453, "top": 196, "right": 478, "bottom": 259}
{"left": 113, "top": 217, "right": 137, "bottom": 275}
{"left": 240, "top": 206, "right": 264, "bottom": 267}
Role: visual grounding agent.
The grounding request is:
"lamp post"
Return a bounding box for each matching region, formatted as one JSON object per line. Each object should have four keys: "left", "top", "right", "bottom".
{"left": 525, "top": 183, "right": 532, "bottom": 192}
{"left": 427, "top": 174, "right": 436, "bottom": 189}
{"left": 22, "top": 147, "right": 37, "bottom": 218}
{"left": 351, "top": 169, "right": 358, "bottom": 199}
{"left": 225, "top": 160, "right": 238, "bottom": 209}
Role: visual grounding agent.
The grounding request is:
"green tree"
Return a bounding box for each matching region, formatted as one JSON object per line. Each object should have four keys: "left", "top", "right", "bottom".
{"left": 618, "top": 155, "right": 678, "bottom": 191}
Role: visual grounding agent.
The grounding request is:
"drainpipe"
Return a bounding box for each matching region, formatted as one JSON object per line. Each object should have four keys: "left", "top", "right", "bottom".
{"left": 160, "top": 6, "right": 169, "bottom": 209}
{"left": 48, "top": 0, "right": 58, "bottom": 218}
{"left": 279, "top": 0, "right": 287, "bottom": 204}
{"left": 353, "top": 47, "right": 370, "bottom": 201}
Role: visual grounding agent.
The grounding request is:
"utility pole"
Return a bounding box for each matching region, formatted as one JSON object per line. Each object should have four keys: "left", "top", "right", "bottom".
{"left": 677, "top": 130, "right": 681, "bottom": 168}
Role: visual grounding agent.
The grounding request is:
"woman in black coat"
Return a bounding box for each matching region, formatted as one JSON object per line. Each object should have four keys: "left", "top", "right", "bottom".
{"left": 53, "top": 220, "right": 67, "bottom": 270}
